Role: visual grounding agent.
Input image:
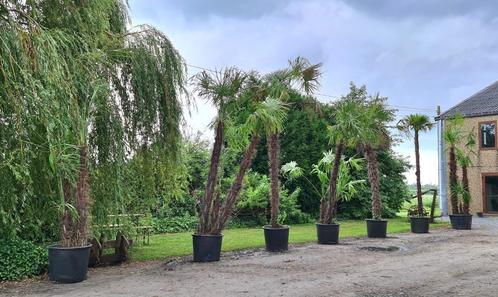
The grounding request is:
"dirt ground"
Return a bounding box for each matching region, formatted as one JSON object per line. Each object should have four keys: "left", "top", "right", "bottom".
{"left": 2, "top": 218, "right": 498, "bottom": 297}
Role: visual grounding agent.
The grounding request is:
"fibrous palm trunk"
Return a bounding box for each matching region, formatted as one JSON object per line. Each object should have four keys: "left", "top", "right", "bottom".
{"left": 212, "top": 135, "right": 260, "bottom": 234}
{"left": 448, "top": 146, "right": 459, "bottom": 214}
{"left": 462, "top": 165, "right": 469, "bottom": 214}
{"left": 61, "top": 144, "right": 90, "bottom": 247}
{"left": 198, "top": 120, "right": 224, "bottom": 234}
{"left": 365, "top": 145, "right": 381, "bottom": 220}
{"left": 320, "top": 142, "right": 344, "bottom": 224}
{"left": 414, "top": 130, "right": 424, "bottom": 217}
{"left": 267, "top": 133, "right": 281, "bottom": 228}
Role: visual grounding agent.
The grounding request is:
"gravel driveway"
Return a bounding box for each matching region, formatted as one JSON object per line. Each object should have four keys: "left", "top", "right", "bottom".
{"left": 2, "top": 218, "right": 498, "bottom": 297}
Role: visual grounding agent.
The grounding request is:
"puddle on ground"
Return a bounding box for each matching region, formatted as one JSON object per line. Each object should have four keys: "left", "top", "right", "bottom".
{"left": 358, "top": 246, "right": 400, "bottom": 252}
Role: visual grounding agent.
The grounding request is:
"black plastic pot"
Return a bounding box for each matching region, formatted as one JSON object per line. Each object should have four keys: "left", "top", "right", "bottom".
{"left": 192, "top": 234, "right": 223, "bottom": 262}
{"left": 48, "top": 244, "right": 91, "bottom": 283}
{"left": 410, "top": 217, "right": 430, "bottom": 234}
{"left": 316, "top": 223, "right": 339, "bottom": 244}
{"left": 263, "top": 225, "right": 289, "bottom": 252}
{"left": 449, "top": 214, "right": 472, "bottom": 230}
{"left": 366, "top": 219, "right": 388, "bottom": 238}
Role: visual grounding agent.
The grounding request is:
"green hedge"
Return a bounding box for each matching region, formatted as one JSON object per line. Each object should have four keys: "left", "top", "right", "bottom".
{"left": 0, "top": 238, "right": 48, "bottom": 281}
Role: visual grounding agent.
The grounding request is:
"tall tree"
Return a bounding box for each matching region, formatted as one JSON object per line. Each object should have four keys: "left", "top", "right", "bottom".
{"left": 0, "top": 1, "right": 187, "bottom": 245}
{"left": 194, "top": 68, "right": 288, "bottom": 234}
{"left": 261, "top": 58, "right": 321, "bottom": 227}
{"left": 443, "top": 114, "right": 464, "bottom": 214}
{"left": 359, "top": 93, "right": 395, "bottom": 220}
{"left": 397, "top": 114, "right": 434, "bottom": 217}
{"left": 321, "top": 85, "right": 366, "bottom": 224}
{"left": 193, "top": 68, "right": 246, "bottom": 234}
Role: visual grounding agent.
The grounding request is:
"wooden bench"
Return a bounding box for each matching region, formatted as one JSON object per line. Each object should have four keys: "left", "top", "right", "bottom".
{"left": 89, "top": 233, "right": 132, "bottom": 267}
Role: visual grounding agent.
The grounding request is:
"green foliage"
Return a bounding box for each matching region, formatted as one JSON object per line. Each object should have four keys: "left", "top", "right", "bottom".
{"left": 152, "top": 215, "right": 198, "bottom": 234}
{"left": 0, "top": 238, "right": 48, "bottom": 281}
{"left": 397, "top": 114, "right": 434, "bottom": 137}
{"left": 236, "top": 172, "right": 313, "bottom": 225}
{"left": 339, "top": 150, "right": 411, "bottom": 219}
{"left": 0, "top": 1, "right": 187, "bottom": 243}
{"left": 282, "top": 152, "right": 366, "bottom": 203}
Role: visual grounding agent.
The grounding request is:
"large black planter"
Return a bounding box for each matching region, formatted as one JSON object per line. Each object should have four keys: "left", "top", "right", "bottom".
{"left": 410, "top": 217, "right": 430, "bottom": 234}
{"left": 192, "top": 234, "right": 223, "bottom": 262}
{"left": 449, "top": 214, "right": 472, "bottom": 230}
{"left": 48, "top": 244, "right": 91, "bottom": 283}
{"left": 366, "top": 219, "right": 388, "bottom": 238}
{"left": 263, "top": 225, "right": 289, "bottom": 252}
{"left": 316, "top": 223, "right": 339, "bottom": 244}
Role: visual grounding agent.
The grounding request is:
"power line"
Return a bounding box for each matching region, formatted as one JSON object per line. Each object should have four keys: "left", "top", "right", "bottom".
{"left": 185, "top": 63, "right": 437, "bottom": 113}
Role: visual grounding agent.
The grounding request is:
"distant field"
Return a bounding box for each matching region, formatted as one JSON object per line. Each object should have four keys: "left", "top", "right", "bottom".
{"left": 397, "top": 194, "right": 440, "bottom": 218}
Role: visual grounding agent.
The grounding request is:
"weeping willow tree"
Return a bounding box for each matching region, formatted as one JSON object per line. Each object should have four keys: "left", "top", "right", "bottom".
{"left": 0, "top": 1, "right": 187, "bottom": 246}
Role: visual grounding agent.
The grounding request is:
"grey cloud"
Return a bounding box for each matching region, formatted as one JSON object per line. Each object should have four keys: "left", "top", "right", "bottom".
{"left": 345, "top": 0, "right": 498, "bottom": 20}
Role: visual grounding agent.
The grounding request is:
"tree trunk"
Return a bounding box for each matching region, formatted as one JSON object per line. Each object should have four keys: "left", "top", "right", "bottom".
{"left": 213, "top": 135, "right": 260, "bottom": 234}
{"left": 365, "top": 146, "right": 382, "bottom": 219}
{"left": 60, "top": 178, "right": 73, "bottom": 247}
{"left": 321, "top": 143, "right": 344, "bottom": 224}
{"left": 462, "top": 165, "right": 469, "bottom": 214}
{"left": 75, "top": 144, "right": 90, "bottom": 246}
{"left": 60, "top": 145, "right": 90, "bottom": 247}
{"left": 198, "top": 120, "right": 224, "bottom": 234}
{"left": 448, "top": 146, "right": 459, "bottom": 214}
{"left": 267, "top": 133, "right": 281, "bottom": 228}
{"left": 414, "top": 130, "right": 424, "bottom": 217}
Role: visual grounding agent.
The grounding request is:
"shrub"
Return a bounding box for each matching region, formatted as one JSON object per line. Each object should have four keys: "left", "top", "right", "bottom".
{"left": 0, "top": 238, "right": 48, "bottom": 281}
{"left": 151, "top": 214, "right": 198, "bottom": 233}
{"left": 236, "top": 172, "right": 313, "bottom": 226}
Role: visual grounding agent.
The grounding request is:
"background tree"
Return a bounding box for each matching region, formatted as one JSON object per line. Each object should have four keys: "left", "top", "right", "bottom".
{"left": 397, "top": 114, "right": 434, "bottom": 217}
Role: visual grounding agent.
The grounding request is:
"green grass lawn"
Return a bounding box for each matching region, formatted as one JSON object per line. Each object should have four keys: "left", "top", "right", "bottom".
{"left": 397, "top": 194, "right": 440, "bottom": 218}
{"left": 130, "top": 217, "right": 449, "bottom": 262}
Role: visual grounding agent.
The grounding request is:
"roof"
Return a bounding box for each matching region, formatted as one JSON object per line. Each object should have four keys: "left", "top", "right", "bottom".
{"left": 440, "top": 80, "right": 498, "bottom": 119}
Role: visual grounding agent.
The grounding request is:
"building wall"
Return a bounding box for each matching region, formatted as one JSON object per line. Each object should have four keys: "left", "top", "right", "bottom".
{"left": 445, "top": 115, "right": 498, "bottom": 214}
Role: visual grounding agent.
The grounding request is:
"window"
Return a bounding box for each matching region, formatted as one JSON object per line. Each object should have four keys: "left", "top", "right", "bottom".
{"left": 480, "top": 121, "right": 496, "bottom": 149}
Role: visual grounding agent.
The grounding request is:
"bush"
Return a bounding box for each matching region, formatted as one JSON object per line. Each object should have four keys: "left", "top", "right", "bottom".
{"left": 236, "top": 172, "right": 313, "bottom": 226}
{"left": 151, "top": 214, "right": 198, "bottom": 233}
{"left": 0, "top": 238, "right": 48, "bottom": 281}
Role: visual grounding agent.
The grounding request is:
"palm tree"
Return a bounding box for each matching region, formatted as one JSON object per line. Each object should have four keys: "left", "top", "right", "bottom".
{"left": 359, "top": 93, "right": 395, "bottom": 220}
{"left": 321, "top": 86, "right": 367, "bottom": 224}
{"left": 456, "top": 131, "right": 476, "bottom": 214}
{"left": 262, "top": 58, "right": 321, "bottom": 228}
{"left": 397, "top": 114, "right": 434, "bottom": 217}
{"left": 443, "top": 114, "right": 464, "bottom": 214}
{"left": 193, "top": 68, "right": 246, "bottom": 235}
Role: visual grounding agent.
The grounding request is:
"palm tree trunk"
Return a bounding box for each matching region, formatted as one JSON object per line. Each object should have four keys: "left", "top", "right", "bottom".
{"left": 61, "top": 178, "right": 73, "bottom": 247}
{"left": 213, "top": 135, "right": 260, "bottom": 234}
{"left": 365, "top": 146, "right": 382, "bottom": 219}
{"left": 321, "top": 142, "right": 344, "bottom": 224}
{"left": 198, "top": 120, "right": 224, "bottom": 234}
{"left": 414, "top": 130, "right": 424, "bottom": 217}
{"left": 267, "top": 133, "right": 281, "bottom": 228}
{"left": 448, "top": 146, "right": 459, "bottom": 214}
{"left": 60, "top": 144, "right": 90, "bottom": 247}
{"left": 75, "top": 144, "right": 90, "bottom": 246}
{"left": 462, "top": 165, "right": 469, "bottom": 214}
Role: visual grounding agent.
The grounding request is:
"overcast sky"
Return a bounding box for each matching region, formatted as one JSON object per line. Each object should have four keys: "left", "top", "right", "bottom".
{"left": 129, "top": 0, "right": 498, "bottom": 185}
